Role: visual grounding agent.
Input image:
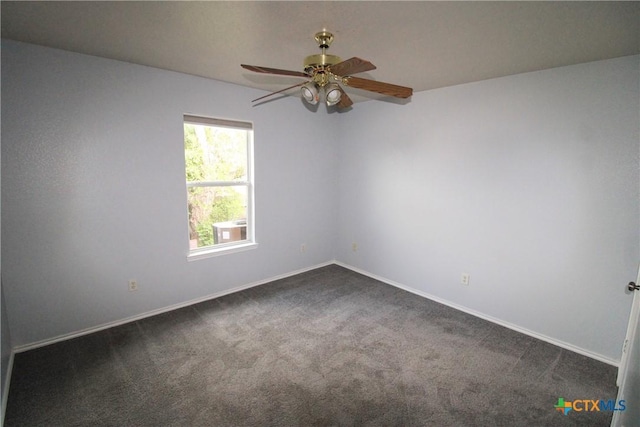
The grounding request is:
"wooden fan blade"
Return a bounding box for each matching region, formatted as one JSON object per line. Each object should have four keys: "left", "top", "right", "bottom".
{"left": 241, "top": 64, "right": 309, "bottom": 78}
{"left": 337, "top": 87, "right": 353, "bottom": 109}
{"left": 329, "top": 57, "right": 376, "bottom": 77}
{"left": 343, "top": 76, "right": 413, "bottom": 98}
{"left": 251, "top": 81, "right": 309, "bottom": 103}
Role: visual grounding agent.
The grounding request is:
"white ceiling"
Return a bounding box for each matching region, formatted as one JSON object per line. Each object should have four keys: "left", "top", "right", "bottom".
{"left": 2, "top": 1, "right": 639, "bottom": 104}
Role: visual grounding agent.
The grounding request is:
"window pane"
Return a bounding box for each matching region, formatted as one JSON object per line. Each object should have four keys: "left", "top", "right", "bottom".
{"left": 187, "top": 185, "right": 248, "bottom": 249}
{"left": 183, "top": 115, "right": 254, "bottom": 255}
{"left": 184, "top": 124, "right": 248, "bottom": 182}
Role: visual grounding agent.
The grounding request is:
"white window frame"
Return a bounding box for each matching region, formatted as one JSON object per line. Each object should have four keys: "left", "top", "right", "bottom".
{"left": 184, "top": 115, "right": 257, "bottom": 261}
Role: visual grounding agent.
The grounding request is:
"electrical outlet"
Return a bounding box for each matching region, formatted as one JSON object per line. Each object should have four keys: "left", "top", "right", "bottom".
{"left": 461, "top": 273, "right": 470, "bottom": 286}
{"left": 352, "top": 242, "right": 358, "bottom": 252}
{"left": 300, "top": 243, "right": 307, "bottom": 253}
{"left": 128, "top": 280, "right": 138, "bottom": 292}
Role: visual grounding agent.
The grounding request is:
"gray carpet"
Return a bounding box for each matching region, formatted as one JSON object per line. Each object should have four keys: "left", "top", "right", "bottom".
{"left": 5, "top": 264, "right": 617, "bottom": 426}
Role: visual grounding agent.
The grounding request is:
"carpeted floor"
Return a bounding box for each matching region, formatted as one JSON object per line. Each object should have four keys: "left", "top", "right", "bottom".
{"left": 5, "top": 264, "right": 617, "bottom": 426}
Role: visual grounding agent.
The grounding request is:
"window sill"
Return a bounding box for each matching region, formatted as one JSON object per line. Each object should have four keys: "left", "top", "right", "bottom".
{"left": 187, "top": 242, "right": 258, "bottom": 261}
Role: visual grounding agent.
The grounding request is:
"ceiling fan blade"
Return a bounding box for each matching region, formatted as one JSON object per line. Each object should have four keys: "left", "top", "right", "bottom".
{"left": 337, "top": 86, "right": 353, "bottom": 109}
{"left": 241, "top": 64, "right": 309, "bottom": 78}
{"left": 343, "top": 76, "right": 413, "bottom": 99}
{"left": 251, "top": 81, "right": 309, "bottom": 103}
{"left": 329, "top": 57, "right": 376, "bottom": 76}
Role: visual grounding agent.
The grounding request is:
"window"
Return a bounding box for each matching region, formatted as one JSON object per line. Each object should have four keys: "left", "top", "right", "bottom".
{"left": 183, "top": 115, "right": 255, "bottom": 259}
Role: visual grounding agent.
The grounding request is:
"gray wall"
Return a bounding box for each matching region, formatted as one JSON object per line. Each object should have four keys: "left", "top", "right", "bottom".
{"left": 1, "top": 47, "right": 9, "bottom": 417}
{"left": 336, "top": 55, "right": 640, "bottom": 363}
{"left": 1, "top": 40, "right": 339, "bottom": 347}
{"left": 2, "top": 40, "right": 638, "bottom": 365}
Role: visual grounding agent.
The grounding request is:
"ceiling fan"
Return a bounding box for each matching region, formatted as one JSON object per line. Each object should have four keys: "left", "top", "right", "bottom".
{"left": 241, "top": 31, "right": 413, "bottom": 109}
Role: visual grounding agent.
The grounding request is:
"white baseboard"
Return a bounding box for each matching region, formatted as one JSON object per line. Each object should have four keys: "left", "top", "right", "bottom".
{"left": 10, "top": 258, "right": 620, "bottom": 368}
{"left": 1, "top": 351, "right": 15, "bottom": 427}
{"left": 335, "top": 261, "right": 619, "bottom": 367}
{"left": 12, "top": 261, "right": 334, "bottom": 354}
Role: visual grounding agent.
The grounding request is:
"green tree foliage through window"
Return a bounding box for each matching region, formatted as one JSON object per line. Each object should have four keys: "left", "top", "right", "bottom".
{"left": 184, "top": 119, "right": 251, "bottom": 249}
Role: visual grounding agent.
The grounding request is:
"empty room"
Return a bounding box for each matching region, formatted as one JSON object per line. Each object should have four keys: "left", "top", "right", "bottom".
{"left": 1, "top": 2, "right": 639, "bottom": 426}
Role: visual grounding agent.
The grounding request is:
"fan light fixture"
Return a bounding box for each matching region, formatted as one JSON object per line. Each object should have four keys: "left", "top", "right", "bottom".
{"left": 325, "top": 83, "right": 342, "bottom": 106}
{"left": 301, "top": 82, "right": 342, "bottom": 107}
{"left": 301, "top": 82, "right": 319, "bottom": 105}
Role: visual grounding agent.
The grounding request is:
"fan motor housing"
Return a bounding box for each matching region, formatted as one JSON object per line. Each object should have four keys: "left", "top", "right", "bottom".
{"left": 304, "top": 54, "right": 342, "bottom": 73}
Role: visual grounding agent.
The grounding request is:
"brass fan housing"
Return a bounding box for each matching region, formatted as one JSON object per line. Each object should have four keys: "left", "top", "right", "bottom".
{"left": 303, "top": 31, "right": 342, "bottom": 77}
{"left": 304, "top": 54, "right": 342, "bottom": 70}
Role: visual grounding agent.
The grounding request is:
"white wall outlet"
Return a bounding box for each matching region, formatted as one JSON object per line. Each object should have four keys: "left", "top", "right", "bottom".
{"left": 300, "top": 243, "right": 307, "bottom": 253}
{"left": 352, "top": 242, "right": 358, "bottom": 252}
{"left": 461, "top": 273, "right": 470, "bottom": 286}
{"left": 128, "top": 279, "right": 138, "bottom": 292}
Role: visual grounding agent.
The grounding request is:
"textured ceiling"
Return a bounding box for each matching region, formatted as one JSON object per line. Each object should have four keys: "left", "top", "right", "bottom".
{"left": 2, "top": 1, "right": 639, "bottom": 104}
